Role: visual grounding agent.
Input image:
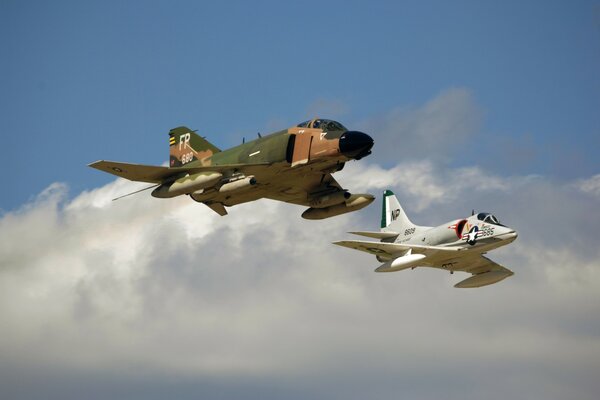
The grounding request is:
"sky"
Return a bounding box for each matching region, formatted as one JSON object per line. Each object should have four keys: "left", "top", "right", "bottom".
{"left": 1, "top": 1, "right": 599, "bottom": 399}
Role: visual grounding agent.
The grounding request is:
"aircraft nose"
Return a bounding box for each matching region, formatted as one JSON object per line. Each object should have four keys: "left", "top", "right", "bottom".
{"left": 499, "top": 230, "right": 518, "bottom": 240}
{"left": 339, "top": 131, "right": 374, "bottom": 160}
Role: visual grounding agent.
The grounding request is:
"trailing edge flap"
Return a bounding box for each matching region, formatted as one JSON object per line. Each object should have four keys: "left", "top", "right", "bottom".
{"left": 349, "top": 231, "right": 399, "bottom": 240}
{"left": 332, "top": 240, "right": 464, "bottom": 258}
{"left": 206, "top": 202, "right": 228, "bottom": 216}
{"left": 89, "top": 160, "right": 271, "bottom": 184}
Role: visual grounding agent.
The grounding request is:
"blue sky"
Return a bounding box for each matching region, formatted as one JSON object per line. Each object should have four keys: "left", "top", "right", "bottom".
{"left": 1, "top": 2, "right": 600, "bottom": 400}
{"left": 1, "top": 0, "right": 599, "bottom": 210}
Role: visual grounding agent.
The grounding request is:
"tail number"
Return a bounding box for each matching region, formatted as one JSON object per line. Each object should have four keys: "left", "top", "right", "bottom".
{"left": 181, "top": 152, "right": 194, "bottom": 164}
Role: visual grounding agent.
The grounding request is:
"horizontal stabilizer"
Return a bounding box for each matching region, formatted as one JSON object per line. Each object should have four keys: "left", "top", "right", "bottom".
{"left": 349, "top": 231, "right": 399, "bottom": 240}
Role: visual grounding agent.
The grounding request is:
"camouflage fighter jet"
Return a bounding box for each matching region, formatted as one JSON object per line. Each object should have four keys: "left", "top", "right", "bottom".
{"left": 333, "top": 190, "right": 518, "bottom": 288}
{"left": 89, "top": 118, "right": 375, "bottom": 219}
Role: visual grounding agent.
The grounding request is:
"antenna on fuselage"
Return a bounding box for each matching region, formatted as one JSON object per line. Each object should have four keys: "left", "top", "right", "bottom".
{"left": 472, "top": 209, "right": 475, "bottom": 216}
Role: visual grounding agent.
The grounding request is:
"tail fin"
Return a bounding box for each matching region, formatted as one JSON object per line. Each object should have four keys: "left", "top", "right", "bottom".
{"left": 169, "top": 126, "right": 221, "bottom": 167}
{"left": 380, "top": 190, "right": 416, "bottom": 233}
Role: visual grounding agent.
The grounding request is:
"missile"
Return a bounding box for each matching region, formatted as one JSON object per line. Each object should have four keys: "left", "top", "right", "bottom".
{"left": 152, "top": 172, "right": 222, "bottom": 198}
{"left": 302, "top": 194, "right": 374, "bottom": 219}
{"left": 375, "top": 253, "right": 426, "bottom": 272}
{"left": 454, "top": 270, "right": 514, "bottom": 288}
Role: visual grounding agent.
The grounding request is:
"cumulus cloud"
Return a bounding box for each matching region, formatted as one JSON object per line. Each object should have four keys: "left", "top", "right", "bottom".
{"left": 576, "top": 174, "right": 600, "bottom": 197}
{"left": 1, "top": 164, "right": 600, "bottom": 399}
{"left": 338, "top": 160, "right": 521, "bottom": 212}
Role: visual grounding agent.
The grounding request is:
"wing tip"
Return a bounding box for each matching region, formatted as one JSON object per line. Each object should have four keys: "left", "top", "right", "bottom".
{"left": 88, "top": 160, "right": 105, "bottom": 168}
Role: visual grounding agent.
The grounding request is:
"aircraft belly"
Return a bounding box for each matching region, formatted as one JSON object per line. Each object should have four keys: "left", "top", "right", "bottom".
{"left": 259, "top": 164, "right": 343, "bottom": 206}
{"left": 190, "top": 160, "right": 344, "bottom": 207}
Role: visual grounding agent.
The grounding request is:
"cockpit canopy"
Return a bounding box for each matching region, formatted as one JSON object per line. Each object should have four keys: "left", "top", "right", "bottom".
{"left": 297, "top": 118, "right": 348, "bottom": 132}
{"left": 476, "top": 212, "right": 504, "bottom": 226}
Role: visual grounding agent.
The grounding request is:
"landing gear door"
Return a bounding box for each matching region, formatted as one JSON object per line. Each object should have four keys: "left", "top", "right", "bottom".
{"left": 291, "top": 131, "right": 313, "bottom": 167}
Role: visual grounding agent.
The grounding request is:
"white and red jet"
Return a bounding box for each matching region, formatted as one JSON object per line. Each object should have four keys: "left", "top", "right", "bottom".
{"left": 334, "top": 190, "right": 518, "bottom": 288}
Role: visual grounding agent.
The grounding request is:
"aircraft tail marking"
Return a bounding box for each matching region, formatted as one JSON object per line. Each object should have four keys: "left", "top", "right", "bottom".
{"left": 169, "top": 126, "right": 221, "bottom": 167}
{"left": 380, "top": 190, "right": 416, "bottom": 233}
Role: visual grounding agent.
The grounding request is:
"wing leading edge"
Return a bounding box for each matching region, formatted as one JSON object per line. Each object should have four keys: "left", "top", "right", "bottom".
{"left": 89, "top": 160, "right": 272, "bottom": 183}
{"left": 89, "top": 161, "right": 174, "bottom": 183}
{"left": 332, "top": 239, "right": 464, "bottom": 258}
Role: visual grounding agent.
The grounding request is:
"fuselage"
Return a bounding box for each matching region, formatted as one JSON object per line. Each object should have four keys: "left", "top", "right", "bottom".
{"left": 399, "top": 214, "right": 516, "bottom": 247}
{"left": 387, "top": 213, "right": 517, "bottom": 271}
{"left": 172, "top": 118, "right": 374, "bottom": 209}
{"left": 175, "top": 123, "right": 372, "bottom": 168}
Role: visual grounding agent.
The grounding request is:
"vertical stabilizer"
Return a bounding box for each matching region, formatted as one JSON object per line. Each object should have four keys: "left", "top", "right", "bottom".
{"left": 169, "top": 126, "right": 221, "bottom": 167}
{"left": 380, "top": 190, "right": 416, "bottom": 233}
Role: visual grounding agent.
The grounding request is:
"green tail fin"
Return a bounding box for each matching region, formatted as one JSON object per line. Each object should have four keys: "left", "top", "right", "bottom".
{"left": 169, "top": 126, "right": 221, "bottom": 167}
{"left": 381, "top": 190, "right": 415, "bottom": 232}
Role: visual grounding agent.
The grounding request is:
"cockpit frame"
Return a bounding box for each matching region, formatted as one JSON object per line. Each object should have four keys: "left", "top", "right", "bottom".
{"left": 297, "top": 118, "right": 348, "bottom": 132}
{"left": 476, "top": 212, "right": 504, "bottom": 226}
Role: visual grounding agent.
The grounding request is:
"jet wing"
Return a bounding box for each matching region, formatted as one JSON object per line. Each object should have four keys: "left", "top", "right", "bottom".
{"left": 333, "top": 239, "right": 464, "bottom": 259}
{"left": 453, "top": 256, "right": 514, "bottom": 288}
{"left": 261, "top": 172, "right": 345, "bottom": 206}
{"left": 348, "top": 231, "right": 399, "bottom": 240}
{"left": 89, "top": 160, "right": 271, "bottom": 184}
{"left": 89, "top": 161, "right": 175, "bottom": 183}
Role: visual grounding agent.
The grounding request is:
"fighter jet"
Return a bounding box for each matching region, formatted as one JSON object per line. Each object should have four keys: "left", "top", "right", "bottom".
{"left": 333, "top": 190, "right": 518, "bottom": 288}
{"left": 89, "top": 118, "right": 375, "bottom": 219}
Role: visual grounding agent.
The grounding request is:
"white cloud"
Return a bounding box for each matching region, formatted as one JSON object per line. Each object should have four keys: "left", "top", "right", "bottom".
{"left": 576, "top": 174, "right": 600, "bottom": 197}
{"left": 337, "top": 160, "right": 534, "bottom": 212}
{"left": 1, "top": 167, "right": 600, "bottom": 399}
